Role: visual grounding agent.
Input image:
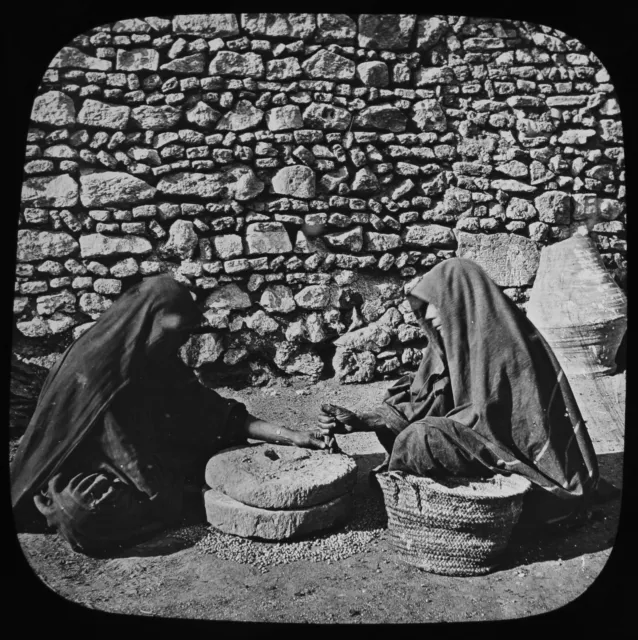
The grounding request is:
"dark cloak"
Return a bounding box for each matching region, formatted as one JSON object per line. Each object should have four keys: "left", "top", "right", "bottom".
{"left": 375, "top": 259, "right": 600, "bottom": 516}
{"left": 10, "top": 275, "right": 208, "bottom": 514}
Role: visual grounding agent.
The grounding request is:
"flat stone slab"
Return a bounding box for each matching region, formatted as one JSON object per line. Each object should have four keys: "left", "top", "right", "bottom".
{"left": 204, "top": 487, "right": 352, "bottom": 540}
{"left": 205, "top": 443, "right": 357, "bottom": 509}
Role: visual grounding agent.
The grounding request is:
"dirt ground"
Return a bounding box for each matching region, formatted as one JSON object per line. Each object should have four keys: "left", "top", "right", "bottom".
{"left": 13, "top": 372, "right": 625, "bottom": 624}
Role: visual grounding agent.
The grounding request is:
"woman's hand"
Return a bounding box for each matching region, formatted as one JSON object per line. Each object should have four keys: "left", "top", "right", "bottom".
{"left": 318, "top": 404, "right": 364, "bottom": 434}
{"left": 293, "top": 429, "right": 337, "bottom": 452}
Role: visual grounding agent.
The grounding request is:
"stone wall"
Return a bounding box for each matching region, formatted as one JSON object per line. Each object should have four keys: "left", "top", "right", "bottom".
{"left": 13, "top": 14, "right": 626, "bottom": 400}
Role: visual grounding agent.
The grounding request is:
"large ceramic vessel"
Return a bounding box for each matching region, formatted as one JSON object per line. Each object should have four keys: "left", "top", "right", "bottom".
{"left": 527, "top": 234, "right": 627, "bottom": 378}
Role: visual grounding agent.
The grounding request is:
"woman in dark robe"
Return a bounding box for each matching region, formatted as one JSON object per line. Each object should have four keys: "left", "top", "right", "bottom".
{"left": 11, "top": 275, "right": 332, "bottom": 556}
{"left": 320, "top": 258, "right": 613, "bottom": 527}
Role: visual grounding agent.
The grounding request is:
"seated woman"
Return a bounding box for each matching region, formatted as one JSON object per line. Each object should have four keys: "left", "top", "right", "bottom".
{"left": 11, "top": 275, "right": 332, "bottom": 556}
{"left": 320, "top": 258, "right": 615, "bottom": 527}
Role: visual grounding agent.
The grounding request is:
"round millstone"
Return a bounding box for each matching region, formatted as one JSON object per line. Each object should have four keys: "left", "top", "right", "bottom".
{"left": 204, "top": 487, "right": 352, "bottom": 541}
{"left": 205, "top": 443, "right": 357, "bottom": 509}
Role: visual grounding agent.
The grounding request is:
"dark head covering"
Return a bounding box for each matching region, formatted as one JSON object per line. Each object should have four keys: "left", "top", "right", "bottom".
{"left": 11, "top": 275, "right": 203, "bottom": 512}
{"left": 386, "top": 258, "right": 600, "bottom": 504}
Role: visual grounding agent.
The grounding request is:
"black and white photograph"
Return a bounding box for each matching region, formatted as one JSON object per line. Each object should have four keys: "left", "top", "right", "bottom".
{"left": 8, "top": 9, "right": 629, "bottom": 626}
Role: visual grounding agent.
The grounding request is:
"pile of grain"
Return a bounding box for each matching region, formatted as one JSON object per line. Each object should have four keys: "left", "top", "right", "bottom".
{"left": 196, "top": 492, "right": 387, "bottom": 571}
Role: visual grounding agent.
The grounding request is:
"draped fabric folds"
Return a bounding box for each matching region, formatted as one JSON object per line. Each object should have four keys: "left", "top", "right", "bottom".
{"left": 11, "top": 275, "right": 247, "bottom": 534}
{"left": 373, "top": 259, "right": 600, "bottom": 522}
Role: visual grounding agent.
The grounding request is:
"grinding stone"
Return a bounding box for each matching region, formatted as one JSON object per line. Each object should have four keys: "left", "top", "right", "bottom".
{"left": 204, "top": 488, "right": 352, "bottom": 540}
{"left": 205, "top": 443, "right": 357, "bottom": 509}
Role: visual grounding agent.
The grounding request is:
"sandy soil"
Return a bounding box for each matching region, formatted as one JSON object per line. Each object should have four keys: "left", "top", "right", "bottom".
{"left": 12, "top": 373, "right": 625, "bottom": 624}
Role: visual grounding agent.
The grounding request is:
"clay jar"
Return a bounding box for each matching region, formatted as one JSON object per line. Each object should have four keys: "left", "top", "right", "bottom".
{"left": 527, "top": 234, "right": 627, "bottom": 378}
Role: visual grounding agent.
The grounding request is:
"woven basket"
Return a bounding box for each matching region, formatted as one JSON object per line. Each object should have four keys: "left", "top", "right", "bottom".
{"left": 377, "top": 471, "right": 532, "bottom": 576}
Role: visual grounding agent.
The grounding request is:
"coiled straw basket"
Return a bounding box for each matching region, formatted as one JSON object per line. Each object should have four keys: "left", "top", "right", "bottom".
{"left": 377, "top": 471, "right": 532, "bottom": 576}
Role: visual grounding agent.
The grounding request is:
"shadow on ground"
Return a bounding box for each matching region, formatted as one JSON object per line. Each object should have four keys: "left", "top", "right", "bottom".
{"left": 499, "top": 451, "right": 623, "bottom": 571}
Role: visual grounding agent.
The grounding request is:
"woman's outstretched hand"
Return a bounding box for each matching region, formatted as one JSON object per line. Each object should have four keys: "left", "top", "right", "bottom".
{"left": 319, "top": 404, "right": 364, "bottom": 434}
{"left": 293, "top": 429, "right": 338, "bottom": 452}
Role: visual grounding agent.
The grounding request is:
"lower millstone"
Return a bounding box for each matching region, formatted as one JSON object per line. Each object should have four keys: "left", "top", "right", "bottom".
{"left": 204, "top": 488, "right": 352, "bottom": 540}
{"left": 205, "top": 442, "right": 358, "bottom": 509}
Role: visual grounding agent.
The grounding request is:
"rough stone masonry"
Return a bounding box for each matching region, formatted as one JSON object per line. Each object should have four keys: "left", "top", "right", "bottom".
{"left": 12, "top": 14, "right": 626, "bottom": 431}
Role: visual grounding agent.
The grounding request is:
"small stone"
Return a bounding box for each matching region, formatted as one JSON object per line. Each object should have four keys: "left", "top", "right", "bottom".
{"left": 324, "top": 226, "right": 363, "bottom": 252}
{"left": 491, "top": 179, "right": 536, "bottom": 193}
{"left": 260, "top": 284, "right": 296, "bottom": 314}
{"left": 110, "top": 257, "right": 139, "bottom": 277}
{"left": 210, "top": 51, "right": 265, "bottom": 77}
{"left": 316, "top": 14, "right": 357, "bottom": 42}
{"left": 302, "top": 102, "right": 351, "bottom": 130}
{"left": 506, "top": 198, "right": 537, "bottom": 221}
{"left": 496, "top": 160, "right": 528, "bottom": 178}
{"left": 357, "top": 14, "right": 416, "bottom": 50}
{"left": 93, "top": 278, "right": 122, "bottom": 295}
{"left": 116, "top": 48, "right": 159, "bottom": 71}
{"left": 272, "top": 165, "right": 316, "bottom": 199}
{"left": 365, "top": 231, "right": 402, "bottom": 252}
{"left": 558, "top": 129, "right": 596, "bottom": 145}
{"left": 294, "top": 285, "right": 331, "bottom": 309}
{"left": 35, "top": 290, "right": 76, "bottom": 316}
{"left": 333, "top": 347, "right": 376, "bottom": 383}
{"left": 245, "top": 309, "right": 279, "bottom": 335}
{"left": 412, "top": 99, "right": 446, "bottom": 132}
{"left": 266, "top": 105, "right": 303, "bottom": 131}
{"left": 302, "top": 50, "right": 355, "bottom": 80}
{"left": 534, "top": 191, "right": 572, "bottom": 224}
{"left": 205, "top": 284, "right": 251, "bottom": 310}
{"left": 416, "top": 17, "right": 448, "bottom": 50}
{"left": 78, "top": 292, "right": 113, "bottom": 318}
{"left": 415, "top": 67, "right": 455, "bottom": 85}
{"left": 213, "top": 234, "right": 243, "bottom": 259}
{"left": 161, "top": 53, "right": 206, "bottom": 74}
{"left": 356, "top": 61, "right": 389, "bottom": 87}
{"left": 131, "top": 105, "right": 182, "bottom": 130}
{"left": 186, "top": 101, "right": 222, "bottom": 129}
{"left": 351, "top": 167, "right": 379, "bottom": 194}
{"left": 216, "top": 100, "right": 264, "bottom": 131}
{"left": 180, "top": 332, "right": 224, "bottom": 367}
{"left": 355, "top": 105, "right": 407, "bottom": 132}
{"left": 161, "top": 220, "right": 198, "bottom": 259}
{"left": 266, "top": 57, "right": 303, "bottom": 80}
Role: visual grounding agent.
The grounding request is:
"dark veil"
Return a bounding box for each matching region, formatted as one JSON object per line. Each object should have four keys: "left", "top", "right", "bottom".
{"left": 379, "top": 259, "right": 600, "bottom": 509}
{"left": 11, "top": 275, "right": 203, "bottom": 512}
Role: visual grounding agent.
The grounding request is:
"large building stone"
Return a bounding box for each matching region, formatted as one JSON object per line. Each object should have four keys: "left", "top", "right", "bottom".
{"left": 246, "top": 222, "right": 293, "bottom": 255}
{"left": 209, "top": 51, "right": 265, "bottom": 77}
{"left": 80, "top": 172, "right": 156, "bottom": 207}
{"left": 156, "top": 172, "right": 224, "bottom": 198}
{"left": 357, "top": 14, "right": 416, "bottom": 50}
{"left": 50, "top": 47, "right": 112, "bottom": 70}
{"left": 324, "top": 227, "right": 363, "bottom": 252}
{"left": 302, "top": 102, "right": 352, "bottom": 130}
{"left": 172, "top": 14, "right": 239, "bottom": 37}
{"left": 17, "top": 230, "right": 79, "bottom": 262}
{"left": 333, "top": 347, "right": 376, "bottom": 383}
{"left": 302, "top": 50, "right": 355, "bottom": 80}
{"left": 456, "top": 231, "right": 540, "bottom": 287}
{"left": 131, "top": 105, "right": 182, "bottom": 130}
{"left": 161, "top": 53, "right": 206, "bottom": 74}
{"left": 266, "top": 105, "right": 303, "bottom": 131}
{"left": 161, "top": 220, "right": 198, "bottom": 259}
{"left": 416, "top": 16, "right": 448, "bottom": 50}
{"left": 31, "top": 91, "right": 76, "bottom": 126}
{"left": 294, "top": 285, "right": 332, "bottom": 309}
{"left": 22, "top": 175, "right": 79, "bottom": 208}
{"left": 116, "top": 48, "right": 159, "bottom": 71}
{"left": 354, "top": 105, "right": 407, "bottom": 132}
{"left": 356, "top": 61, "right": 389, "bottom": 87}
{"left": 78, "top": 99, "right": 131, "bottom": 129}
{"left": 534, "top": 191, "right": 572, "bottom": 224}
{"left": 240, "top": 13, "right": 316, "bottom": 39}
{"left": 79, "top": 234, "right": 152, "bottom": 258}
{"left": 216, "top": 100, "right": 264, "bottom": 131}
{"left": 316, "top": 14, "right": 357, "bottom": 42}
{"left": 402, "top": 224, "right": 456, "bottom": 248}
